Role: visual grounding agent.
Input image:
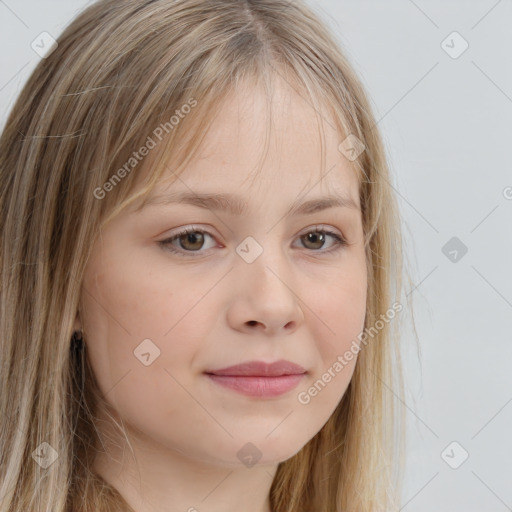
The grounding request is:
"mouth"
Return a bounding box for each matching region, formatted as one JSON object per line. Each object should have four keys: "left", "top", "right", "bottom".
{"left": 204, "top": 360, "right": 307, "bottom": 398}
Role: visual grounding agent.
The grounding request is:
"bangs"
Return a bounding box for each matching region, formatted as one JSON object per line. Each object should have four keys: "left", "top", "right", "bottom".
{"left": 98, "top": 58, "right": 366, "bottom": 234}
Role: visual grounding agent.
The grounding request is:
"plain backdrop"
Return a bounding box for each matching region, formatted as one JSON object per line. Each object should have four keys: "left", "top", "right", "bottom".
{"left": 1, "top": 1, "right": 511, "bottom": 510}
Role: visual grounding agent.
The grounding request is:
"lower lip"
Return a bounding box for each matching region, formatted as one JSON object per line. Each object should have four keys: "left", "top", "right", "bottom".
{"left": 206, "top": 374, "right": 305, "bottom": 397}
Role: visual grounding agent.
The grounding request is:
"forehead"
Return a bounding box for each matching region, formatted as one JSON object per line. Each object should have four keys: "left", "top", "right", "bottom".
{"left": 125, "top": 75, "right": 363, "bottom": 222}
{"left": 149, "top": 78, "right": 359, "bottom": 202}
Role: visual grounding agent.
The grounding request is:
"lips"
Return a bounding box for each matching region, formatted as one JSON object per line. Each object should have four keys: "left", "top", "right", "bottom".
{"left": 205, "top": 360, "right": 307, "bottom": 377}
{"left": 205, "top": 360, "right": 307, "bottom": 398}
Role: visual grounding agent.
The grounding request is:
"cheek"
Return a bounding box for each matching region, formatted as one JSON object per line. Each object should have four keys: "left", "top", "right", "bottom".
{"left": 79, "top": 257, "right": 227, "bottom": 458}
{"left": 79, "top": 252, "right": 216, "bottom": 401}
{"left": 304, "top": 262, "right": 367, "bottom": 400}
{"left": 314, "top": 262, "right": 367, "bottom": 343}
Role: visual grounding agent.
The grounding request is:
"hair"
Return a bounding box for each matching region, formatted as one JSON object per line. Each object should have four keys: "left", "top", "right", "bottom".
{"left": 0, "top": 0, "right": 419, "bottom": 510}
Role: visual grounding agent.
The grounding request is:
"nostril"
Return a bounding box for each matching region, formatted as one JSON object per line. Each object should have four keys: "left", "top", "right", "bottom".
{"left": 247, "top": 320, "right": 257, "bottom": 326}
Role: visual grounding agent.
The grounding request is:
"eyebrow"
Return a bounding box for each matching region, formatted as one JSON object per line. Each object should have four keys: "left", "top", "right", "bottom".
{"left": 140, "top": 190, "right": 360, "bottom": 216}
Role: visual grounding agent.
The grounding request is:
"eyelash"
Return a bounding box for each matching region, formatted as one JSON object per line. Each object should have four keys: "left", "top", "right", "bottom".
{"left": 158, "top": 225, "right": 348, "bottom": 258}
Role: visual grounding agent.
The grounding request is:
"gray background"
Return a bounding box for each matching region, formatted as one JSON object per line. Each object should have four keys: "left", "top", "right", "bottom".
{"left": 1, "top": 1, "right": 511, "bottom": 510}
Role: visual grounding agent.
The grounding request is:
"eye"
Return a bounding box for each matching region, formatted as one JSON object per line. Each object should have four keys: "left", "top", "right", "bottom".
{"left": 295, "top": 227, "right": 347, "bottom": 253}
{"left": 159, "top": 226, "right": 217, "bottom": 256}
{"left": 159, "top": 225, "right": 348, "bottom": 257}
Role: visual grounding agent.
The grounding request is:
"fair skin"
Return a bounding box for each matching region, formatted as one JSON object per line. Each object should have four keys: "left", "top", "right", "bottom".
{"left": 75, "top": 76, "right": 367, "bottom": 512}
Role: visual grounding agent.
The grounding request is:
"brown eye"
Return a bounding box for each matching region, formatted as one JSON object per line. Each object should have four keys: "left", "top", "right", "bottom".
{"left": 176, "top": 231, "right": 204, "bottom": 251}
{"left": 296, "top": 228, "right": 347, "bottom": 253}
{"left": 159, "top": 228, "right": 216, "bottom": 257}
{"left": 301, "top": 231, "right": 326, "bottom": 250}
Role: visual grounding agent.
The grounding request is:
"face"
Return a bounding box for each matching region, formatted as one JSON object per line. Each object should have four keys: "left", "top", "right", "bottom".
{"left": 78, "top": 77, "right": 367, "bottom": 469}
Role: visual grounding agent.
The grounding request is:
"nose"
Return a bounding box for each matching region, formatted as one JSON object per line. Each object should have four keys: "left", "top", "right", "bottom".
{"left": 226, "top": 245, "right": 305, "bottom": 336}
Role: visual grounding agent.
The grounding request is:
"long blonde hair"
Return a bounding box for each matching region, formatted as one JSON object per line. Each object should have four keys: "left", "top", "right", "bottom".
{"left": 0, "top": 0, "right": 417, "bottom": 510}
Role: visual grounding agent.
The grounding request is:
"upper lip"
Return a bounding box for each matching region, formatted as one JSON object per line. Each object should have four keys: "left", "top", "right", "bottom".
{"left": 206, "top": 360, "right": 307, "bottom": 377}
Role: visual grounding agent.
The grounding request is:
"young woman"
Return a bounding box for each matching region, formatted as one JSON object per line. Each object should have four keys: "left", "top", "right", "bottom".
{"left": 0, "top": 1, "right": 416, "bottom": 510}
